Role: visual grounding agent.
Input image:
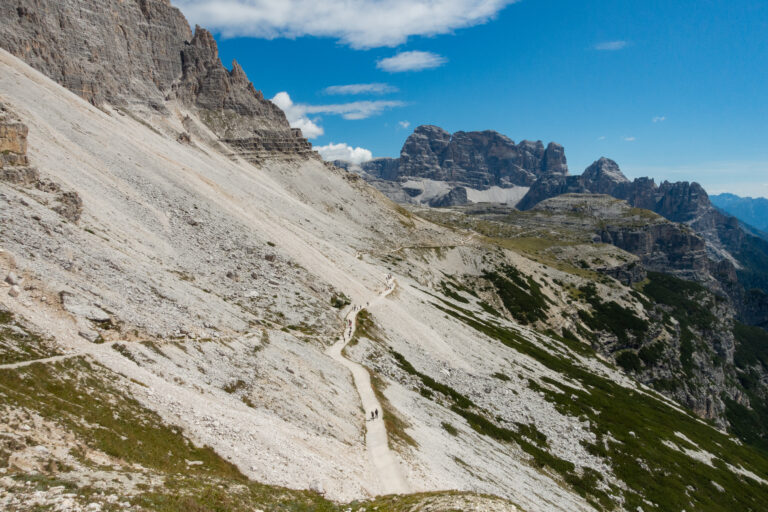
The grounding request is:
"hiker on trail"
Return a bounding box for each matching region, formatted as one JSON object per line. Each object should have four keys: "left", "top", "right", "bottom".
{"left": 375, "top": 408, "right": 379, "bottom": 419}
{"left": 370, "top": 411, "right": 375, "bottom": 420}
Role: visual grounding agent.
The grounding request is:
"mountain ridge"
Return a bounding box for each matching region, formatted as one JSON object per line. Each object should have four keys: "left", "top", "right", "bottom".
{"left": 711, "top": 193, "right": 768, "bottom": 234}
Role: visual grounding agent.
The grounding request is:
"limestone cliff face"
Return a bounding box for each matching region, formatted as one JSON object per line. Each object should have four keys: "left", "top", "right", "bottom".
{"left": 0, "top": 0, "right": 312, "bottom": 161}
{"left": 398, "top": 125, "right": 567, "bottom": 188}
{"left": 170, "top": 26, "right": 313, "bottom": 160}
{"left": 355, "top": 125, "right": 567, "bottom": 189}
{"left": 0, "top": 0, "right": 191, "bottom": 108}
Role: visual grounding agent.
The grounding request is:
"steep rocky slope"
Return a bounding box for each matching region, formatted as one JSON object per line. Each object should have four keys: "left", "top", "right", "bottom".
{"left": 1, "top": 2, "right": 768, "bottom": 511}
{"left": 416, "top": 200, "right": 743, "bottom": 425}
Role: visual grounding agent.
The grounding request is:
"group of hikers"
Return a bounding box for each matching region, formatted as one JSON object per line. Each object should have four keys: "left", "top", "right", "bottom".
{"left": 370, "top": 408, "right": 379, "bottom": 420}
{"left": 345, "top": 274, "right": 395, "bottom": 339}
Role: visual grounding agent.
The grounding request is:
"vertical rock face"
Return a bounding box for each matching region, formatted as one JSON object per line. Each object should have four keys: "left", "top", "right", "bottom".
{"left": 0, "top": 0, "right": 191, "bottom": 108}
{"left": 656, "top": 181, "right": 711, "bottom": 223}
{"left": 393, "top": 125, "right": 568, "bottom": 188}
{"left": 428, "top": 186, "right": 469, "bottom": 207}
{"left": 0, "top": 0, "right": 312, "bottom": 161}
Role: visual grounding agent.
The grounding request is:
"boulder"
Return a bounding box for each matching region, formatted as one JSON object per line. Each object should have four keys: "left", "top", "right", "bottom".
{"left": 60, "top": 292, "right": 111, "bottom": 322}
{"left": 4, "top": 271, "right": 21, "bottom": 286}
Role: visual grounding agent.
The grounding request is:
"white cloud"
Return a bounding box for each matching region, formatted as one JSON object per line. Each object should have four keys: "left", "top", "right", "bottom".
{"left": 399, "top": 121, "right": 411, "bottom": 129}
{"left": 597, "top": 135, "right": 606, "bottom": 141}
{"left": 377, "top": 51, "right": 447, "bottom": 72}
{"left": 271, "top": 91, "right": 324, "bottom": 138}
{"left": 271, "top": 91, "right": 404, "bottom": 137}
{"left": 653, "top": 116, "right": 667, "bottom": 123}
{"left": 624, "top": 136, "right": 636, "bottom": 141}
{"left": 315, "top": 142, "right": 374, "bottom": 164}
{"left": 595, "top": 40, "right": 628, "bottom": 51}
{"left": 302, "top": 100, "right": 406, "bottom": 120}
{"left": 324, "top": 83, "right": 398, "bottom": 95}
{"left": 174, "top": 0, "right": 517, "bottom": 49}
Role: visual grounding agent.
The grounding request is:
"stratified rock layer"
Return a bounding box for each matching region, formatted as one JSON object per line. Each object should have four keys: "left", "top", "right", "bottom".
{"left": 0, "top": 103, "right": 38, "bottom": 185}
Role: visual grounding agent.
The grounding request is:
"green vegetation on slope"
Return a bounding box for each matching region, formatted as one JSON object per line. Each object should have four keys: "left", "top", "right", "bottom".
{"left": 433, "top": 294, "right": 768, "bottom": 511}
{"left": 578, "top": 283, "right": 648, "bottom": 345}
{"left": 728, "top": 322, "right": 768, "bottom": 454}
{"left": 0, "top": 357, "right": 515, "bottom": 511}
{"left": 484, "top": 265, "right": 550, "bottom": 325}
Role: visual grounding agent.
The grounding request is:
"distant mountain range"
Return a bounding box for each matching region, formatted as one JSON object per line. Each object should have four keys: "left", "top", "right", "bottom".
{"left": 339, "top": 125, "right": 768, "bottom": 330}
{"left": 711, "top": 193, "right": 768, "bottom": 234}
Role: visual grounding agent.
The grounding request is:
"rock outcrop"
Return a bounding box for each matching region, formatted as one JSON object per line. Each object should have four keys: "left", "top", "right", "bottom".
{"left": 170, "top": 26, "right": 313, "bottom": 161}
{"left": 0, "top": 103, "right": 38, "bottom": 185}
{"left": 515, "top": 175, "right": 587, "bottom": 210}
{"left": 428, "top": 186, "right": 469, "bottom": 208}
{"left": 0, "top": 103, "right": 83, "bottom": 222}
{"left": 0, "top": 0, "right": 312, "bottom": 161}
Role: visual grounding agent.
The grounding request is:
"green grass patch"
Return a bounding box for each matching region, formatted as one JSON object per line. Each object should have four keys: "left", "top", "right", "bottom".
{"left": 441, "top": 422, "right": 459, "bottom": 436}
{"left": 0, "top": 358, "right": 243, "bottom": 479}
{"left": 391, "top": 350, "right": 474, "bottom": 409}
{"left": 484, "top": 265, "right": 549, "bottom": 325}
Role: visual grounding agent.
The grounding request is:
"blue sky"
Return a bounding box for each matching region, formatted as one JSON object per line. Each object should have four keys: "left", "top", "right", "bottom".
{"left": 174, "top": 0, "right": 768, "bottom": 197}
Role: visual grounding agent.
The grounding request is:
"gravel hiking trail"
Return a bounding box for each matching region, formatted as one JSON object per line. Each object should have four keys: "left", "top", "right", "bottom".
{"left": 326, "top": 276, "right": 409, "bottom": 495}
{"left": 0, "top": 341, "right": 120, "bottom": 370}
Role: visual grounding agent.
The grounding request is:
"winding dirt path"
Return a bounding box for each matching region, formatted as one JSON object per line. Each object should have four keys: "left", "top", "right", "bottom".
{"left": 326, "top": 276, "right": 409, "bottom": 495}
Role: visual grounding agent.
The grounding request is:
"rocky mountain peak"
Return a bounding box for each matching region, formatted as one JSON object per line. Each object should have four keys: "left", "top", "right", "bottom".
{"left": 582, "top": 157, "right": 629, "bottom": 182}
{"left": 383, "top": 125, "right": 569, "bottom": 189}
{"left": 580, "top": 157, "right": 630, "bottom": 195}
{"left": 412, "top": 124, "right": 451, "bottom": 138}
